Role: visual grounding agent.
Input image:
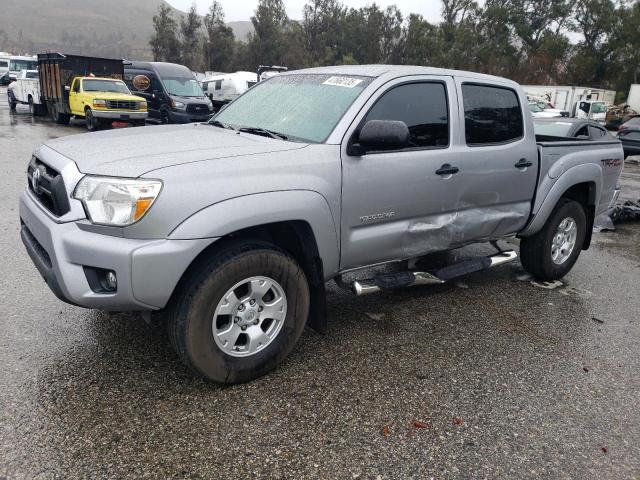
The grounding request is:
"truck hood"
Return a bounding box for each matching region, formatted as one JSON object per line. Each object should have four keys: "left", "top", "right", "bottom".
{"left": 41, "top": 123, "right": 308, "bottom": 177}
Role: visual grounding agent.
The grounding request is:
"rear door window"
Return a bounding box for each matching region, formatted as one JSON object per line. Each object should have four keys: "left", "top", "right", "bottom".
{"left": 462, "top": 84, "right": 523, "bottom": 145}
{"left": 362, "top": 82, "right": 449, "bottom": 149}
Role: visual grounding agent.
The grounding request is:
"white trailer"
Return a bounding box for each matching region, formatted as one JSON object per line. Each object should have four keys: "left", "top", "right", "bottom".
{"left": 522, "top": 85, "right": 616, "bottom": 118}
{"left": 627, "top": 84, "right": 640, "bottom": 112}
{"left": 202, "top": 71, "right": 258, "bottom": 109}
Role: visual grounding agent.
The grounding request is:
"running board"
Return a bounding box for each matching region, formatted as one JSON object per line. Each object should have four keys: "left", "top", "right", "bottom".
{"left": 349, "top": 250, "right": 518, "bottom": 296}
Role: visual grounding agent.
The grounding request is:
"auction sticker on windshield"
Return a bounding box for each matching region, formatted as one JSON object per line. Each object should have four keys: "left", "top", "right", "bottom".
{"left": 323, "top": 76, "right": 363, "bottom": 88}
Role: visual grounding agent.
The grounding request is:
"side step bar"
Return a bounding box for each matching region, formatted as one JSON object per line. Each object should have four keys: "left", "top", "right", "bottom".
{"left": 348, "top": 250, "right": 518, "bottom": 296}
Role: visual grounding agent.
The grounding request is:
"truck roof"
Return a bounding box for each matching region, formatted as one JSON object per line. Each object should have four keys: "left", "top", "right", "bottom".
{"left": 126, "top": 61, "right": 193, "bottom": 77}
{"left": 290, "top": 64, "right": 519, "bottom": 87}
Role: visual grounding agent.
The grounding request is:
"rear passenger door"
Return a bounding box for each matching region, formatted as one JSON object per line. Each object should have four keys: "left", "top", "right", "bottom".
{"left": 453, "top": 80, "right": 538, "bottom": 242}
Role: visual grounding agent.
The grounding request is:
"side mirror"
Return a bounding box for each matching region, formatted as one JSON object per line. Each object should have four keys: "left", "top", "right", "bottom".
{"left": 64, "top": 85, "right": 71, "bottom": 91}
{"left": 349, "top": 120, "right": 410, "bottom": 155}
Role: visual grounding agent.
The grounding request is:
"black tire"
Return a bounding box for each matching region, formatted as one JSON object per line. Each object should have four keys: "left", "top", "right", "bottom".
{"left": 8, "top": 92, "right": 17, "bottom": 110}
{"left": 520, "top": 198, "right": 587, "bottom": 281}
{"left": 52, "top": 105, "right": 70, "bottom": 125}
{"left": 168, "top": 241, "right": 310, "bottom": 384}
{"left": 160, "top": 109, "right": 171, "bottom": 124}
{"left": 28, "top": 97, "right": 37, "bottom": 116}
{"left": 85, "top": 108, "right": 98, "bottom": 131}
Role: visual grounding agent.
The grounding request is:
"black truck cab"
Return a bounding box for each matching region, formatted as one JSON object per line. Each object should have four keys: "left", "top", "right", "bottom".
{"left": 124, "top": 61, "right": 213, "bottom": 124}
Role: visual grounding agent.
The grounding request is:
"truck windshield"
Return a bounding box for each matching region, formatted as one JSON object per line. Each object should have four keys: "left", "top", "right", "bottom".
{"left": 10, "top": 59, "right": 37, "bottom": 71}
{"left": 83, "top": 79, "right": 131, "bottom": 94}
{"left": 591, "top": 102, "right": 606, "bottom": 114}
{"left": 162, "top": 77, "right": 204, "bottom": 97}
{"left": 212, "top": 74, "right": 372, "bottom": 143}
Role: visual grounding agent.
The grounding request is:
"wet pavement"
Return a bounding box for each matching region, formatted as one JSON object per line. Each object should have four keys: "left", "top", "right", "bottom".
{"left": 1, "top": 87, "right": 639, "bottom": 479}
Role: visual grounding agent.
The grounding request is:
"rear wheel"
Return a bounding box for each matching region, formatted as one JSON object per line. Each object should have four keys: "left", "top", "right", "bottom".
{"left": 28, "top": 97, "right": 37, "bottom": 116}
{"left": 8, "top": 92, "right": 17, "bottom": 110}
{"left": 168, "top": 241, "right": 310, "bottom": 384}
{"left": 520, "top": 199, "right": 587, "bottom": 281}
{"left": 51, "top": 105, "right": 70, "bottom": 125}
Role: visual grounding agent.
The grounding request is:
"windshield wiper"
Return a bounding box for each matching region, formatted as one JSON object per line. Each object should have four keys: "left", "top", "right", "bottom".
{"left": 238, "top": 126, "right": 288, "bottom": 140}
{"left": 209, "top": 120, "right": 237, "bottom": 131}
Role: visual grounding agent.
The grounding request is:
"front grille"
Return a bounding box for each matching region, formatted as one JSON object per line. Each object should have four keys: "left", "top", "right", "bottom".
{"left": 106, "top": 100, "right": 140, "bottom": 110}
{"left": 186, "top": 103, "right": 209, "bottom": 114}
{"left": 27, "top": 157, "right": 71, "bottom": 217}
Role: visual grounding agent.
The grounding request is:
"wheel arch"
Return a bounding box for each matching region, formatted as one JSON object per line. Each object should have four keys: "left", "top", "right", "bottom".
{"left": 520, "top": 163, "right": 602, "bottom": 248}
{"left": 165, "top": 191, "right": 341, "bottom": 333}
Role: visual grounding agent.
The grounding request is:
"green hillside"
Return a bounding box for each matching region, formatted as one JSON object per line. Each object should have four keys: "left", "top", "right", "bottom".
{"left": 0, "top": 0, "right": 252, "bottom": 60}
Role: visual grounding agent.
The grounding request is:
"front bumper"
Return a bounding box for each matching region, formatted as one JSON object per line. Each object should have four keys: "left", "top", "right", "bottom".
{"left": 169, "top": 110, "right": 213, "bottom": 124}
{"left": 92, "top": 110, "right": 148, "bottom": 120}
{"left": 19, "top": 191, "right": 213, "bottom": 311}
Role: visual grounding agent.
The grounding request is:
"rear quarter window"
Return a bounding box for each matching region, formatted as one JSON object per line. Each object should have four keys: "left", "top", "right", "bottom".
{"left": 462, "top": 84, "right": 523, "bottom": 145}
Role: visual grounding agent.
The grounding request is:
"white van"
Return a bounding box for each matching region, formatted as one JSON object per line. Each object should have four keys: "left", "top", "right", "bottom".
{"left": 0, "top": 53, "right": 10, "bottom": 85}
{"left": 202, "top": 71, "right": 258, "bottom": 109}
{"left": 8, "top": 55, "right": 38, "bottom": 82}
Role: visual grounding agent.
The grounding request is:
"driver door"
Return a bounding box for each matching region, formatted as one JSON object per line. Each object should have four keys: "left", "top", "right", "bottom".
{"left": 340, "top": 76, "right": 462, "bottom": 270}
{"left": 68, "top": 78, "right": 82, "bottom": 114}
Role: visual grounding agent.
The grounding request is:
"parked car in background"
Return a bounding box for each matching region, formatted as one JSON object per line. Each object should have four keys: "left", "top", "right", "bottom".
{"left": 618, "top": 116, "right": 640, "bottom": 158}
{"left": 124, "top": 61, "right": 213, "bottom": 124}
{"left": 534, "top": 101, "right": 569, "bottom": 117}
{"left": 68, "top": 77, "right": 148, "bottom": 130}
{"left": 533, "top": 118, "right": 612, "bottom": 141}
{"left": 524, "top": 85, "right": 615, "bottom": 113}
{"left": 529, "top": 102, "right": 562, "bottom": 118}
{"left": 7, "top": 55, "right": 37, "bottom": 83}
{"left": 20, "top": 65, "right": 623, "bottom": 383}
{"left": 575, "top": 100, "right": 607, "bottom": 123}
{"left": 38, "top": 53, "right": 146, "bottom": 130}
{"left": 0, "top": 54, "right": 10, "bottom": 85}
{"left": 202, "top": 71, "right": 257, "bottom": 110}
{"left": 7, "top": 70, "right": 44, "bottom": 115}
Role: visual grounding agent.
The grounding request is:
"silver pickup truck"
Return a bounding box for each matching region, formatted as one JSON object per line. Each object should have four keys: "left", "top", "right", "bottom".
{"left": 20, "top": 65, "right": 623, "bottom": 383}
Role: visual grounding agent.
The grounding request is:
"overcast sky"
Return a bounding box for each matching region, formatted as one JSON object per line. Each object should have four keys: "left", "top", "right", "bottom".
{"left": 165, "top": 0, "right": 445, "bottom": 23}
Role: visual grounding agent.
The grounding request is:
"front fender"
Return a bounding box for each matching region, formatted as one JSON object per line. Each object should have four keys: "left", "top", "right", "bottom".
{"left": 520, "top": 163, "right": 602, "bottom": 236}
{"left": 168, "top": 190, "right": 340, "bottom": 278}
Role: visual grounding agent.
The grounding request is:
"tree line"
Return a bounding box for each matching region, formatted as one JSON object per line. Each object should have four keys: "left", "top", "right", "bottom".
{"left": 150, "top": 0, "right": 640, "bottom": 99}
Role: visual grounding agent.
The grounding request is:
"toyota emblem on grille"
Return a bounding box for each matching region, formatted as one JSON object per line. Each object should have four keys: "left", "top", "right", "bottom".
{"left": 30, "top": 167, "right": 41, "bottom": 193}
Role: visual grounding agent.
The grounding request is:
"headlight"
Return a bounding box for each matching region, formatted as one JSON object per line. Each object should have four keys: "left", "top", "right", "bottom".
{"left": 171, "top": 100, "right": 185, "bottom": 110}
{"left": 93, "top": 99, "right": 107, "bottom": 107}
{"left": 139, "top": 100, "right": 147, "bottom": 109}
{"left": 73, "top": 176, "right": 162, "bottom": 226}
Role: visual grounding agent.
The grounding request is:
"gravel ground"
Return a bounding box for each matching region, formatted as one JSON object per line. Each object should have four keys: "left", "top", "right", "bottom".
{"left": 1, "top": 87, "right": 639, "bottom": 479}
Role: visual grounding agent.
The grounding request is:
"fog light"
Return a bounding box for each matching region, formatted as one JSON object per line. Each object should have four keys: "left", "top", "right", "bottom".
{"left": 105, "top": 271, "right": 117, "bottom": 291}
{"left": 83, "top": 266, "right": 118, "bottom": 293}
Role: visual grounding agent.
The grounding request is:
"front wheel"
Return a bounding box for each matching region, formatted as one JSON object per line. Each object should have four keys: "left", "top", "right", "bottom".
{"left": 8, "top": 92, "right": 17, "bottom": 110}
{"left": 168, "top": 241, "right": 310, "bottom": 383}
{"left": 85, "top": 108, "right": 99, "bottom": 131}
{"left": 520, "top": 199, "right": 587, "bottom": 281}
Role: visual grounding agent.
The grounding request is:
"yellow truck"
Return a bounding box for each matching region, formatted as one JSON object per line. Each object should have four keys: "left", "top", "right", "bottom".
{"left": 68, "top": 76, "right": 147, "bottom": 130}
{"left": 38, "top": 53, "right": 147, "bottom": 130}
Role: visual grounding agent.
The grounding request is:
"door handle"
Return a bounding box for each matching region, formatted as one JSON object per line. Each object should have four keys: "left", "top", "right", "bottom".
{"left": 435, "top": 164, "right": 460, "bottom": 176}
{"left": 515, "top": 158, "right": 533, "bottom": 169}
